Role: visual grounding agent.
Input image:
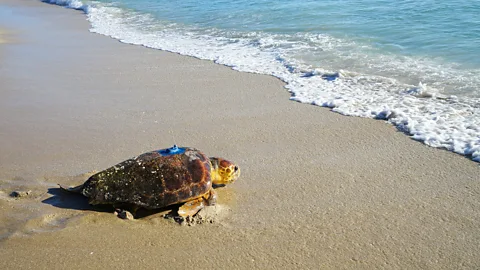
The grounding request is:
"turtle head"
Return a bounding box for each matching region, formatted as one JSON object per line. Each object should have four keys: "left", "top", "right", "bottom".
{"left": 210, "top": 157, "right": 240, "bottom": 185}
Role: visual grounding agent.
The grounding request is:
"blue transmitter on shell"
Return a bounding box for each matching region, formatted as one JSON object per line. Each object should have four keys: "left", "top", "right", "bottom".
{"left": 157, "top": 145, "right": 186, "bottom": 156}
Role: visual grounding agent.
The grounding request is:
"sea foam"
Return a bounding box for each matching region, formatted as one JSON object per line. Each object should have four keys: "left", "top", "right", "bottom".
{"left": 42, "top": 0, "right": 480, "bottom": 162}
{"left": 42, "top": 0, "right": 88, "bottom": 12}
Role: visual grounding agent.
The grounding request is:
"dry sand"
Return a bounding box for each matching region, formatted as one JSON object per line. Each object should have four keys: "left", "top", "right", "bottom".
{"left": 1, "top": 0, "right": 479, "bottom": 269}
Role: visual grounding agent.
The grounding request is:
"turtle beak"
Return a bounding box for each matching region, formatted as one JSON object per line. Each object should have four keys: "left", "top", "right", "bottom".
{"left": 230, "top": 166, "right": 240, "bottom": 183}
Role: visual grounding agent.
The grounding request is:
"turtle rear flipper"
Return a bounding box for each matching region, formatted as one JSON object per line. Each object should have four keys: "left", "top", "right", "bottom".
{"left": 58, "top": 184, "right": 84, "bottom": 194}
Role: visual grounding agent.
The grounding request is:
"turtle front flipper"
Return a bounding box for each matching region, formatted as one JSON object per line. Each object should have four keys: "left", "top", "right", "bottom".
{"left": 205, "top": 188, "right": 217, "bottom": 206}
{"left": 58, "top": 184, "right": 84, "bottom": 194}
{"left": 178, "top": 198, "right": 206, "bottom": 218}
{"left": 178, "top": 189, "right": 217, "bottom": 218}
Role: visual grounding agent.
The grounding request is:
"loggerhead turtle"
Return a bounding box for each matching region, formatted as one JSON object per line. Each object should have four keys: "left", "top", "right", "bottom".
{"left": 60, "top": 145, "right": 240, "bottom": 219}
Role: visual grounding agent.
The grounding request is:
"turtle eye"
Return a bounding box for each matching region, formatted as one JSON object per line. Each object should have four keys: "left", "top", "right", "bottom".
{"left": 234, "top": 166, "right": 238, "bottom": 171}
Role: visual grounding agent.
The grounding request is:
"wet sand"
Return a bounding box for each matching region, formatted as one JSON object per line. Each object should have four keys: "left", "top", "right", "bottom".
{"left": 0, "top": 28, "right": 9, "bottom": 43}
{"left": 0, "top": 30, "right": 5, "bottom": 43}
{"left": 1, "top": 0, "right": 480, "bottom": 269}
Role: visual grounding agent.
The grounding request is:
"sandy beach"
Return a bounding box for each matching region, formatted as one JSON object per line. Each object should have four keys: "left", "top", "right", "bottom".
{"left": 0, "top": 27, "right": 9, "bottom": 44}
{"left": 0, "top": 29, "right": 5, "bottom": 43}
{"left": 1, "top": 0, "right": 480, "bottom": 269}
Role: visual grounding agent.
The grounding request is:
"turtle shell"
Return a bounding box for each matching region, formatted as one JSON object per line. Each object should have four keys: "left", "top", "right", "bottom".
{"left": 81, "top": 147, "right": 212, "bottom": 209}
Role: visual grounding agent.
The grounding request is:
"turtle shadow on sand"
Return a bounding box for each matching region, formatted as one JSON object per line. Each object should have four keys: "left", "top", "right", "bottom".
{"left": 42, "top": 187, "right": 180, "bottom": 219}
{"left": 42, "top": 187, "right": 109, "bottom": 213}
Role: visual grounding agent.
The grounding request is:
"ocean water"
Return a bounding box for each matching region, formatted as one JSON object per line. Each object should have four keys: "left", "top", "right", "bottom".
{"left": 45, "top": 0, "right": 480, "bottom": 162}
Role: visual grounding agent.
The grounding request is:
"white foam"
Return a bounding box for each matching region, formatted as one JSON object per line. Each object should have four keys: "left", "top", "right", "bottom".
{"left": 45, "top": 0, "right": 480, "bottom": 162}
{"left": 42, "top": 0, "right": 88, "bottom": 12}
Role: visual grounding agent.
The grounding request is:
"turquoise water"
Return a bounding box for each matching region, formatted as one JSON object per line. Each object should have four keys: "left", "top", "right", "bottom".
{"left": 121, "top": 0, "right": 480, "bottom": 67}
{"left": 75, "top": 0, "right": 480, "bottom": 97}
{"left": 45, "top": 0, "right": 480, "bottom": 162}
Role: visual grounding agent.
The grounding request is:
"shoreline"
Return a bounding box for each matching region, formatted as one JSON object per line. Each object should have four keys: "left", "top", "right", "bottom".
{"left": 41, "top": 0, "right": 480, "bottom": 164}
{"left": 1, "top": 0, "right": 480, "bottom": 269}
